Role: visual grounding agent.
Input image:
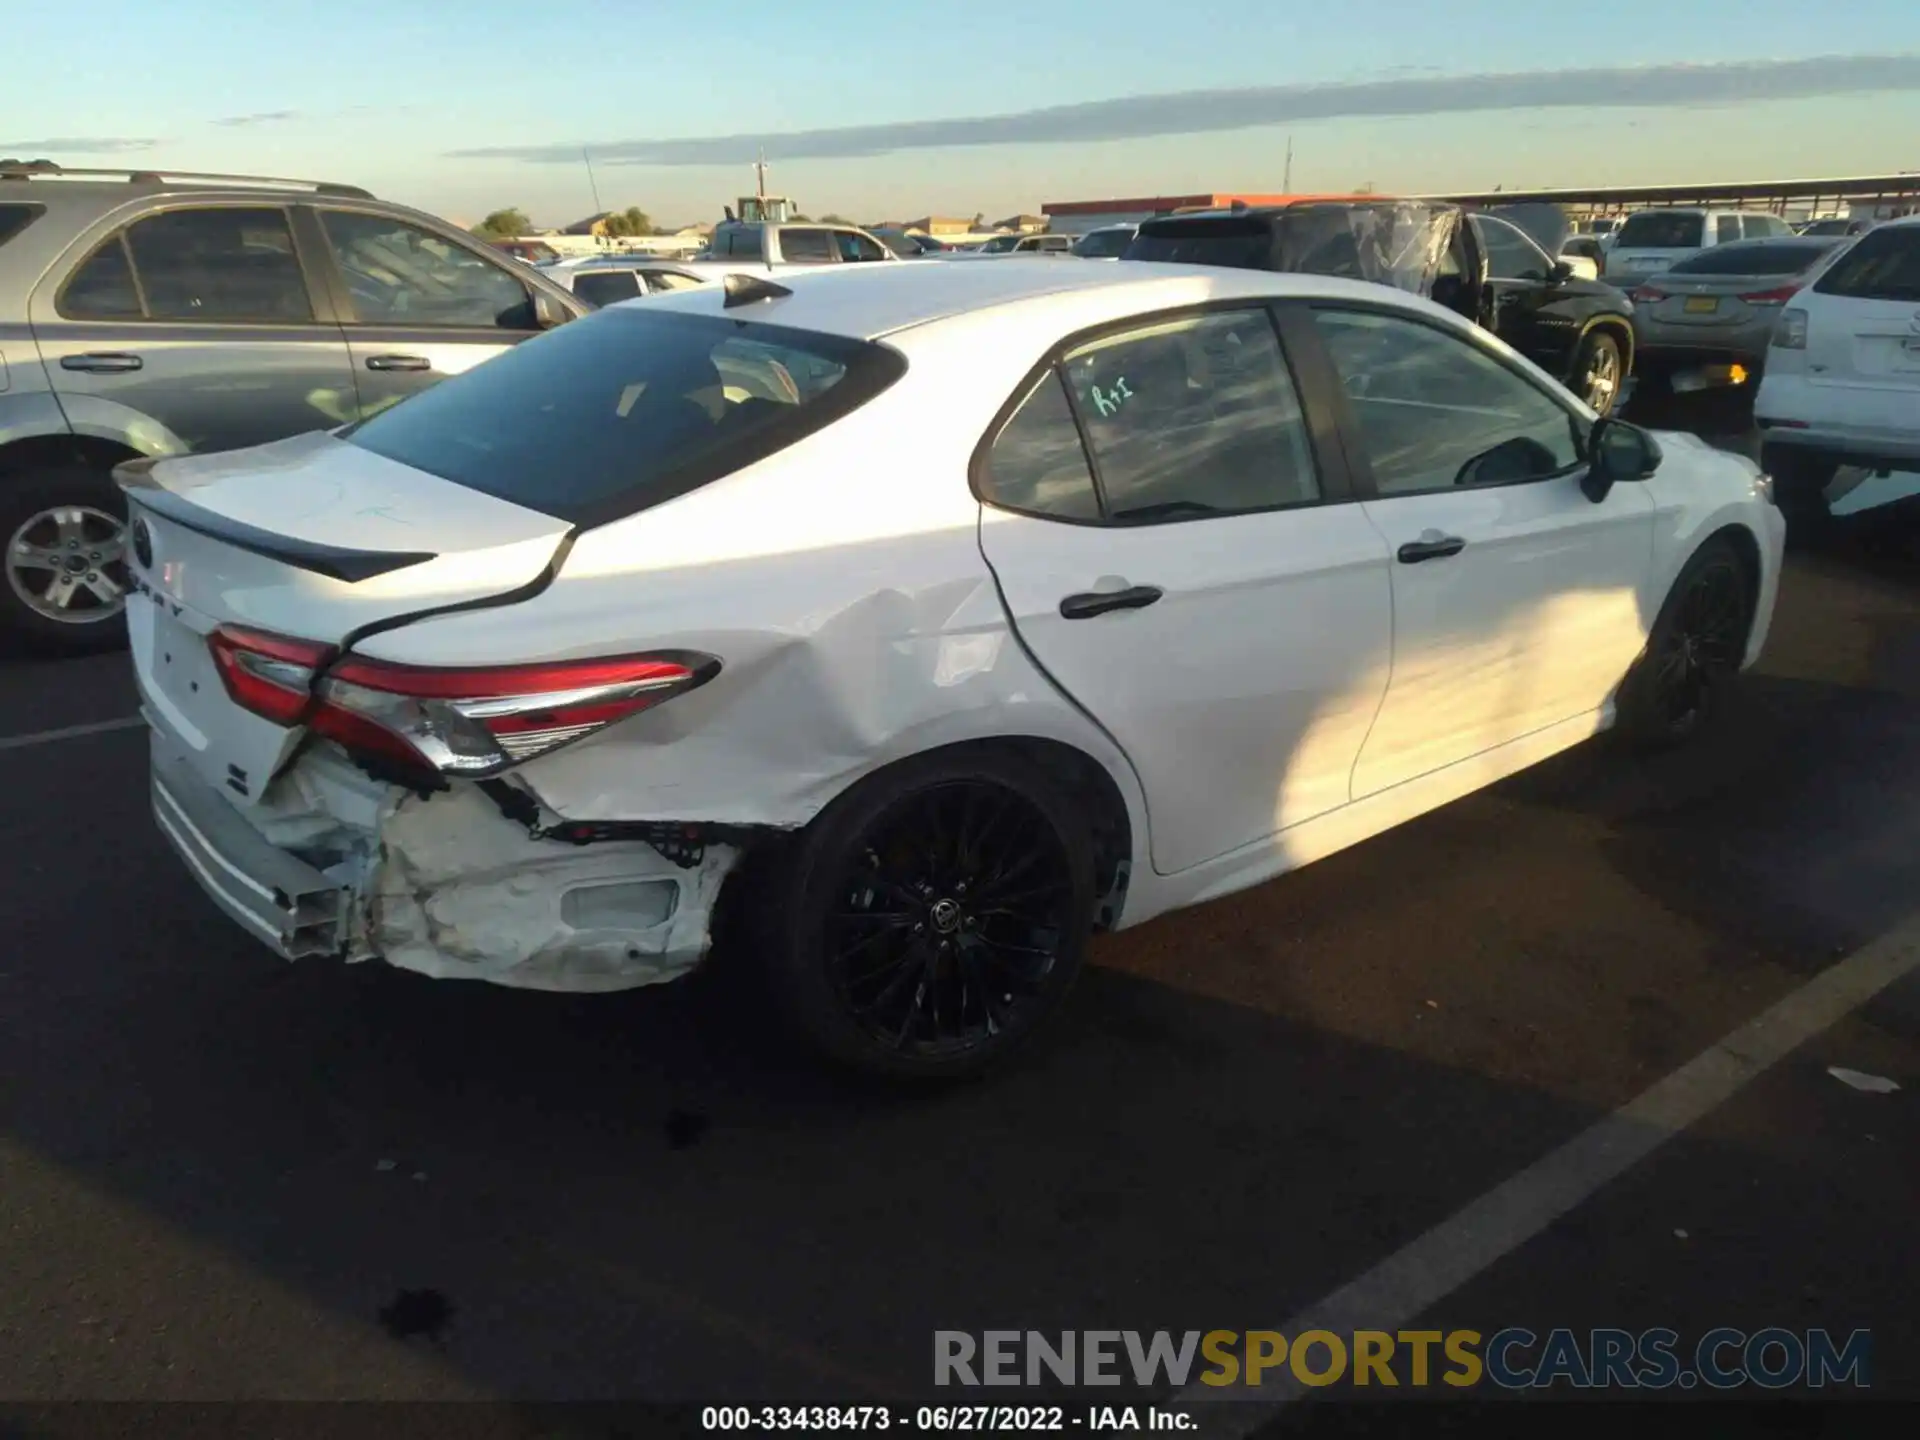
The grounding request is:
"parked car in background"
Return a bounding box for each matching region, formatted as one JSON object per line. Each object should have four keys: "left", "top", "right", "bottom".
{"left": 870, "top": 228, "right": 953, "bottom": 257}
{"left": 1127, "top": 200, "right": 1637, "bottom": 413}
{"left": 1756, "top": 216, "right": 1920, "bottom": 523}
{"left": 1605, "top": 208, "right": 1797, "bottom": 287}
{"left": 490, "top": 238, "right": 560, "bottom": 265}
{"left": 949, "top": 233, "right": 1075, "bottom": 258}
{"left": 699, "top": 220, "right": 899, "bottom": 267}
{"left": 545, "top": 256, "right": 714, "bottom": 308}
{"left": 1628, "top": 236, "right": 1847, "bottom": 395}
{"left": 0, "top": 162, "right": 585, "bottom": 654}
{"left": 1069, "top": 225, "right": 1138, "bottom": 259}
{"left": 124, "top": 259, "right": 1781, "bottom": 1079}
{"left": 1795, "top": 217, "right": 1875, "bottom": 238}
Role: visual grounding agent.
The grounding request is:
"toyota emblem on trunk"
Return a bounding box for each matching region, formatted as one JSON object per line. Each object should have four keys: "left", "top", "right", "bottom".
{"left": 131, "top": 519, "right": 153, "bottom": 569}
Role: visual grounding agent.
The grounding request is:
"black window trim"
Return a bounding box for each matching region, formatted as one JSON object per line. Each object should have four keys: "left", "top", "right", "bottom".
{"left": 967, "top": 299, "right": 1357, "bottom": 528}
{"left": 304, "top": 202, "right": 547, "bottom": 332}
{"left": 1291, "top": 298, "right": 1593, "bottom": 503}
{"left": 53, "top": 199, "right": 325, "bottom": 326}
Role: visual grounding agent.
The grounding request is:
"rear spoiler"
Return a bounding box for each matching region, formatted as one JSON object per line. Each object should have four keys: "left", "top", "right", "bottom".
{"left": 114, "top": 456, "right": 437, "bottom": 584}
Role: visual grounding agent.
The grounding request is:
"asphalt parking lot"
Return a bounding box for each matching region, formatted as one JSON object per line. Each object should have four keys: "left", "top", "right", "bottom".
{"left": 2, "top": 393, "right": 1917, "bottom": 1433}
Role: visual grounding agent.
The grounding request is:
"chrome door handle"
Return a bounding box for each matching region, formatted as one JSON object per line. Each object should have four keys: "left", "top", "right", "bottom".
{"left": 61, "top": 352, "right": 143, "bottom": 374}
{"left": 365, "top": 354, "right": 431, "bottom": 372}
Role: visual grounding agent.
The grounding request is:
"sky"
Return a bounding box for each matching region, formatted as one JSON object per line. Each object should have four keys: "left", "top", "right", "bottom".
{"left": 5, "top": 0, "right": 1920, "bottom": 229}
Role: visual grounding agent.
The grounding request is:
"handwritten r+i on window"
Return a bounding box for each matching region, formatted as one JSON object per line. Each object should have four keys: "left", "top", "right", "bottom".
{"left": 1088, "top": 376, "right": 1134, "bottom": 418}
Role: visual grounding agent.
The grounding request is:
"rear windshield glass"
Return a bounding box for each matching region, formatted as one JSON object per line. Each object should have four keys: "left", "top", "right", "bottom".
{"left": 1668, "top": 241, "right": 1834, "bottom": 276}
{"left": 343, "top": 309, "right": 904, "bottom": 526}
{"left": 1126, "top": 217, "right": 1272, "bottom": 268}
{"left": 1814, "top": 225, "right": 1920, "bottom": 302}
{"left": 0, "top": 203, "right": 43, "bottom": 248}
{"left": 1614, "top": 212, "right": 1705, "bottom": 248}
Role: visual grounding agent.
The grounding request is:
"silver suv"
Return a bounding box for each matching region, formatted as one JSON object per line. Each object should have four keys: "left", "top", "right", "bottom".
{"left": 0, "top": 161, "right": 585, "bottom": 654}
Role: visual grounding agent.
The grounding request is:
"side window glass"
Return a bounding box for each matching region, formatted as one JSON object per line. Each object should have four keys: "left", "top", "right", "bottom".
{"left": 1311, "top": 308, "right": 1583, "bottom": 496}
{"left": 319, "top": 211, "right": 533, "bottom": 328}
{"left": 59, "top": 236, "right": 143, "bottom": 319}
{"left": 648, "top": 271, "right": 706, "bottom": 292}
{"left": 981, "top": 371, "right": 1100, "bottom": 520}
{"left": 572, "top": 270, "right": 643, "bottom": 307}
{"left": 122, "top": 207, "right": 312, "bottom": 322}
{"left": 1717, "top": 216, "right": 1742, "bottom": 244}
{"left": 833, "top": 230, "right": 888, "bottom": 262}
{"left": 1062, "top": 309, "right": 1320, "bottom": 521}
{"left": 779, "top": 229, "right": 836, "bottom": 264}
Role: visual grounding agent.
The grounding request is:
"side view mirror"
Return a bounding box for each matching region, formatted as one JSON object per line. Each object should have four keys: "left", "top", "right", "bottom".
{"left": 1582, "top": 417, "right": 1662, "bottom": 503}
{"left": 1547, "top": 259, "right": 1575, "bottom": 284}
{"left": 533, "top": 289, "right": 574, "bottom": 330}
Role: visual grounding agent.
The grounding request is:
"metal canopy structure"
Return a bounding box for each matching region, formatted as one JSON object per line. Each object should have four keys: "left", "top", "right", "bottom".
{"left": 1423, "top": 172, "right": 1920, "bottom": 218}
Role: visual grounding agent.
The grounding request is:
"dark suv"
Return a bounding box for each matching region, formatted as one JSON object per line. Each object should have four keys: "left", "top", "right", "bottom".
{"left": 0, "top": 161, "right": 586, "bottom": 654}
{"left": 1123, "top": 200, "right": 1636, "bottom": 416}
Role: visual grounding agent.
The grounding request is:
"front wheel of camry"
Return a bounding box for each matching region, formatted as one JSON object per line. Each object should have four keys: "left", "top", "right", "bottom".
{"left": 1615, "top": 536, "right": 1753, "bottom": 750}
{"left": 769, "top": 749, "right": 1096, "bottom": 1081}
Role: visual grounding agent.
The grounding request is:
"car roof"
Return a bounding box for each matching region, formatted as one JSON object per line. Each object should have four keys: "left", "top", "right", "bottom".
{"left": 630, "top": 256, "right": 1432, "bottom": 340}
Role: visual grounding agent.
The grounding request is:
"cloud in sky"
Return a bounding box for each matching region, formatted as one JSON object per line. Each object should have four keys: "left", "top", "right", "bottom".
{"left": 212, "top": 109, "right": 303, "bottom": 127}
{"left": 0, "top": 137, "right": 158, "bottom": 155}
{"left": 447, "top": 53, "right": 1920, "bottom": 168}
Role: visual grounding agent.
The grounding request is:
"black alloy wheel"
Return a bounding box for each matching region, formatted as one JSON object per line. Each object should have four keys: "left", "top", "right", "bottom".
{"left": 771, "top": 751, "right": 1096, "bottom": 1079}
{"left": 1619, "top": 537, "right": 1751, "bottom": 747}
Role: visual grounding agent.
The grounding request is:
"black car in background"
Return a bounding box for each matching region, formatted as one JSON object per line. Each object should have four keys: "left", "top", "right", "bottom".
{"left": 1123, "top": 200, "right": 1636, "bottom": 414}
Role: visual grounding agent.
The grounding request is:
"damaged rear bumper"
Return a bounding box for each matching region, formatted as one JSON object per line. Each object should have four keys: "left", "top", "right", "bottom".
{"left": 147, "top": 726, "right": 740, "bottom": 993}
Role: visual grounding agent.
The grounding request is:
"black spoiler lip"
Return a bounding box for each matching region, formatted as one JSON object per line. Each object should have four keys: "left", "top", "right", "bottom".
{"left": 114, "top": 457, "right": 438, "bottom": 585}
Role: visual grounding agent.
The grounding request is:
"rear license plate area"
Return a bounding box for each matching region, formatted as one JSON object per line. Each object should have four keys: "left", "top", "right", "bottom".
{"left": 1684, "top": 296, "right": 1719, "bottom": 314}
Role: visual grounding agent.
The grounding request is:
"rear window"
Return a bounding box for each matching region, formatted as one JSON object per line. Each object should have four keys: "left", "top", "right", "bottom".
{"left": 1814, "top": 225, "right": 1920, "bottom": 302}
{"left": 572, "top": 269, "right": 644, "bottom": 306}
{"left": 343, "top": 308, "right": 905, "bottom": 526}
{"left": 1668, "top": 242, "right": 1834, "bottom": 277}
{"left": 1614, "top": 212, "right": 1705, "bottom": 248}
{"left": 1126, "top": 217, "right": 1273, "bottom": 268}
{"left": 0, "top": 203, "right": 43, "bottom": 248}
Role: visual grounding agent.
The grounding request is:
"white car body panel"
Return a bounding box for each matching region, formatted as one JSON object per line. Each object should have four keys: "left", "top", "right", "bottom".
{"left": 123, "top": 260, "right": 1786, "bottom": 994}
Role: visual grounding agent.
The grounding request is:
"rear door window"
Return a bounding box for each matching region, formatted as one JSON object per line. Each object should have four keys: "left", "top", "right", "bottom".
{"left": 59, "top": 237, "right": 143, "bottom": 319}
{"left": 832, "top": 230, "right": 888, "bottom": 262}
{"left": 1814, "top": 226, "right": 1920, "bottom": 302}
{"left": 59, "top": 206, "right": 312, "bottom": 322}
{"left": 979, "top": 372, "right": 1101, "bottom": 520}
{"left": 1715, "top": 216, "right": 1741, "bottom": 244}
{"left": 1126, "top": 216, "right": 1273, "bottom": 268}
{"left": 342, "top": 308, "right": 903, "bottom": 524}
{"left": 1061, "top": 308, "right": 1321, "bottom": 521}
{"left": 1615, "top": 212, "right": 1705, "bottom": 248}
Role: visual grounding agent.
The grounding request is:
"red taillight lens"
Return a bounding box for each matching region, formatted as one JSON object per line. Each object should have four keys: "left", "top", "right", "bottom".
{"left": 317, "top": 652, "right": 716, "bottom": 776}
{"left": 1630, "top": 285, "right": 1668, "bottom": 303}
{"left": 1738, "top": 284, "right": 1801, "bottom": 305}
{"left": 207, "top": 626, "right": 716, "bottom": 778}
{"left": 208, "top": 626, "right": 333, "bottom": 725}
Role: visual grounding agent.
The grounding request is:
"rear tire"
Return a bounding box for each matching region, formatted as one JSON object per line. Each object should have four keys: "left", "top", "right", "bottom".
{"left": 0, "top": 466, "right": 131, "bottom": 656}
{"left": 1616, "top": 536, "right": 1753, "bottom": 749}
{"left": 764, "top": 748, "right": 1097, "bottom": 1081}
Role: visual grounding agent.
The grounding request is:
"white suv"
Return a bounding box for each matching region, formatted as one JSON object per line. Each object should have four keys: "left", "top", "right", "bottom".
{"left": 1755, "top": 216, "right": 1920, "bottom": 521}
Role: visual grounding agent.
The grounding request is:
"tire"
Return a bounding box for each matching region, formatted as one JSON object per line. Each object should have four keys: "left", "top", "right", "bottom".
{"left": 1570, "top": 330, "right": 1626, "bottom": 415}
{"left": 1760, "top": 446, "right": 1838, "bottom": 536}
{"left": 764, "top": 748, "right": 1097, "bottom": 1081}
{"left": 0, "top": 465, "right": 132, "bottom": 656}
{"left": 1615, "top": 536, "right": 1753, "bottom": 749}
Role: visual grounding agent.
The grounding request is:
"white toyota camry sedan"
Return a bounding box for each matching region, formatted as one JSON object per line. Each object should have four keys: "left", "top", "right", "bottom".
{"left": 123, "top": 259, "right": 1784, "bottom": 1079}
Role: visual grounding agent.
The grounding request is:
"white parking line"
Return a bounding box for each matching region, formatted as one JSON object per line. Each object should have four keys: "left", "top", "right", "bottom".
{"left": 0, "top": 715, "right": 145, "bottom": 751}
{"left": 1179, "top": 910, "right": 1920, "bottom": 1427}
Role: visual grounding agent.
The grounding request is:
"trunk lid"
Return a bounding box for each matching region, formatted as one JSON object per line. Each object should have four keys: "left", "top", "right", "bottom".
{"left": 1638, "top": 274, "right": 1787, "bottom": 329}
{"left": 124, "top": 430, "right": 572, "bottom": 800}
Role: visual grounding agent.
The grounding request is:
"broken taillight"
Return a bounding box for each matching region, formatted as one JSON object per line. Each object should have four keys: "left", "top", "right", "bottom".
{"left": 208, "top": 625, "right": 717, "bottom": 778}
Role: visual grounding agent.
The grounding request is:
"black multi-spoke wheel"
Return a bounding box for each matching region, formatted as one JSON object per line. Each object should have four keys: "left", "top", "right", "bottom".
{"left": 1618, "top": 537, "right": 1753, "bottom": 748}
{"left": 772, "top": 750, "right": 1096, "bottom": 1079}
